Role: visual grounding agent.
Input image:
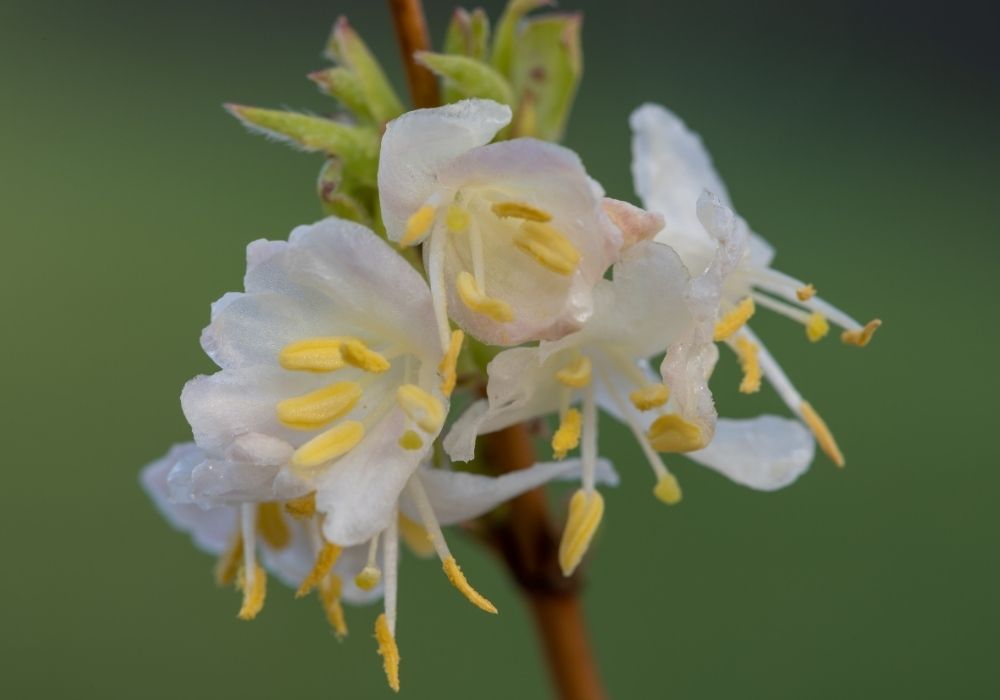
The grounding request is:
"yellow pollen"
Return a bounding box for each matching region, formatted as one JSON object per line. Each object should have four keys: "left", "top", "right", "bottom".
{"left": 355, "top": 565, "right": 381, "bottom": 591}
{"left": 375, "top": 613, "right": 401, "bottom": 692}
{"left": 559, "top": 489, "right": 605, "bottom": 576}
{"left": 398, "top": 514, "right": 435, "bottom": 558}
{"left": 445, "top": 205, "right": 470, "bottom": 233}
{"left": 647, "top": 414, "right": 707, "bottom": 453}
{"left": 800, "top": 401, "right": 845, "bottom": 468}
{"left": 552, "top": 408, "right": 582, "bottom": 460}
{"left": 319, "top": 575, "right": 348, "bottom": 638}
{"left": 279, "top": 337, "right": 346, "bottom": 373}
{"left": 284, "top": 492, "right": 316, "bottom": 518}
{"left": 806, "top": 312, "right": 830, "bottom": 342}
{"left": 214, "top": 531, "right": 243, "bottom": 587}
{"left": 396, "top": 384, "right": 445, "bottom": 433}
{"left": 514, "top": 221, "right": 581, "bottom": 276}
{"left": 236, "top": 564, "right": 267, "bottom": 621}
{"left": 629, "top": 383, "right": 670, "bottom": 411}
{"left": 456, "top": 272, "right": 514, "bottom": 322}
{"left": 491, "top": 200, "right": 552, "bottom": 222}
{"left": 341, "top": 339, "right": 391, "bottom": 373}
{"left": 276, "top": 381, "right": 362, "bottom": 430}
{"left": 256, "top": 502, "right": 291, "bottom": 550}
{"left": 296, "top": 541, "right": 342, "bottom": 598}
{"left": 398, "top": 430, "right": 423, "bottom": 450}
{"left": 714, "top": 297, "right": 756, "bottom": 342}
{"left": 653, "top": 473, "right": 683, "bottom": 505}
{"left": 734, "top": 336, "right": 762, "bottom": 394}
{"left": 401, "top": 205, "right": 436, "bottom": 246}
{"left": 842, "top": 319, "right": 882, "bottom": 347}
{"left": 443, "top": 556, "right": 498, "bottom": 614}
{"left": 797, "top": 284, "right": 817, "bottom": 301}
{"left": 438, "top": 329, "right": 464, "bottom": 396}
{"left": 555, "top": 355, "right": 592, "bottom": 388}
{"left": 292, "top": 420, "right": 365, "bottom": 469}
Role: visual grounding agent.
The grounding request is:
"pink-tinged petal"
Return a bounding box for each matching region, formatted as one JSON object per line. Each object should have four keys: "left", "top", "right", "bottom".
{"left": 602, "top": 198, "right": 664, "bottom": 249}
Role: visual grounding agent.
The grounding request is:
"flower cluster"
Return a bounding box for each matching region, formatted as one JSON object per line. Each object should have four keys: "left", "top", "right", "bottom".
{"left": 142, "top": 3, "right": 879, "bottom": 692}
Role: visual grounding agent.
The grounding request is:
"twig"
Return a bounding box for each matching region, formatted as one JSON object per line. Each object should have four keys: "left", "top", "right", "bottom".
{"left": 386, "top": 0, "right": 440, "bottom": 108}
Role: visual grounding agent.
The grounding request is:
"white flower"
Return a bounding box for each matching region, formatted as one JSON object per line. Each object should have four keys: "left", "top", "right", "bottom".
{"left": 378, "top": 99, "right": 623, "bottom": 349}
{"left": 631, "top": 104, "right": 882, "bottom": 466}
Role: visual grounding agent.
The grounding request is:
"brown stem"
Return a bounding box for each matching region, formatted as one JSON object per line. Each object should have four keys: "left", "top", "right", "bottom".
{"left": 386, "top": 0, "right": 440, "bottom": 108}
{"left": 483, "top": 423, "right": 607, "bottom": 700}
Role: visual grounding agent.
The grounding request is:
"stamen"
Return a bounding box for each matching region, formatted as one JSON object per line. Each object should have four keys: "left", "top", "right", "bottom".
{"left": 276, "top": 381, "right": 362, "bottom": 430}
{"left": 401, "top": 205, "right": 436, "bottom": 247}
{"left": 513, "top": 221, "right": 581, "bottom": 276}
{"left": 552, "top": 408, "right": 582, "bottom": 459}
{"left": 319, "top": 575, "right": 348, "bottom": 638}
{"left": 396, "top": 384, "right": 445, "bottom": 433}
{"left": 653, "top": 473, "right": 682, "bottom": 505}
{"left": 445, "top": 205, "right": 470, "bottom": 234}
{"left": 733, "top": 336, "right": 762, "bottom": 394}
{"left": 442, "top": 557, "right": 498, "bottom": 614}
{"left": 236, "top": 564, "right": 267, "bottom": 621}
{"left": 797, "top": 284, "right": 817, "bottom": 301}
{"left": 398, "top": 430, "right": 423, "bottom": 450}
{"left": 279, "top": 337, "right": 346, "bottom": 372}
{"left": 356, "top": 566, "right": 382, "bottom": 591}
{"left": 555, "top": 355, "right": 592, "bottom": 388}
{"left": 375, "top": 613, "right": 401, "bottom": 692}
{"left": 296, "top": 541, "right": 342, "bottom": 598}
{"left": 284, "top": 492, "right": 316, "bottom": 518}
{"left": 341, "top": 339, "right": 391, "bottom": 373}
{"left": 558, "top": 489, "right": 605, "bottom": 576}
{"left": 491, "top": 200, "right": 552, "bottom": 222}
{"left": 806, "top": 312, "right": 830, "bottom": 342}
{"left": 398, "top": 514, "right": 435, "bottom": 558}
{"left": 214, "top": 530, "right": 243, "bottom": 586}
{"left": 456, "top": 272, "right": 513, "bottom": 322}
{"left": 841, "top": 319, "right": 882, "bottom": 347}
{"left": 438, "top": 329, "right": 464, "bottom": 396}
{"left": 799, "top": 401, "right": 845, "bottom": 467}
{"left": 256, "top": 502, "right": 291, "bottom": 550}
{"left": 647, "top": 414, "right": 707, "bottom": 453}
{"left": 292, "top": 420, "right": 365, "bottom": 469}
{"left": 629, "top": 383, "right": 670, "bottom": 411}
{"left": 714, "top": 297, "right": 756, "bottom": 342}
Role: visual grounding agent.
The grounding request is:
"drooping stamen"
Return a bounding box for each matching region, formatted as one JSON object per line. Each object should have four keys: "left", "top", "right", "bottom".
{"left": 319, "top": 575, "right": 348, "bottom": 639}
{"left": 647, "top": 414, "right": 707, "bottom": 453}
{"left": 292, "top": 420, "right": 365, "bottom": 469}
{"left": 398, "top": 430, "right": 423, "bottom": 450}
{"left": 401, "top": 205, "right": 436, "bottom": 247}
{"left": 284, "top": 492, "right": 316, "bottom": 518}
{"left": 341, "top": 339, "right": 391, "bottom": 373}
{"left": 214, "top": 529, "right": 243, "bottom": 586}
{"left": 276, "top": 381, "right": 362, "bottom": 430}
{"left": 629, "top": 383, "right": 670, "bottom": 411}
{"left": 841, "top": 319, "right": 882, "bottom": 347}
{"left": 806, "top": 312, "right": 830, "bottom": 343}
{"left": 456, "top": 271, "right": 513, "bottom": 322}
{"left": 445, "top": 205, "right": 470, "bottom": 234}
{"left": 800, "top": 401, "right": 845, "bottom": 467}
{"left": 513, "top": 221, "right": 581, "bottom": 276}
{"left": 396, "top": 384, "right": 445, "bottom": 433}
{"left": 443, "top": 558, "right": 497, "bottom": 614}
{"left": 558, "top": 489, "right": 604, "bottom": 577}
{"left": 376, "top": 514, "right": 400, "bottom": 691}
{"left": 797, "top": 283, "right": 817, "bottom": 301}
{"left": 438, "top": 329, "right": 464, "bottom": 396}
{"left": 714, "top": 297, "right": 756, "bottom": 341}
{"left": 398, "top": 513, "right": 435, "bottom": 558}
{"left": 491, "top": 200, "right": 552, "bottom": 222}
{"left": 552, "top": 408, "right": 582, "bottom": 460}
{"left": 296, "top": 540, "right": 342, "bottom": 598}
{"left": 555, "top": 355, "right": 592, "bottom": 388}
{"left": 356, "top": 534, "right": 383, "bottom": 591}
{"left": 279, "top": 338, "right": 346, "bottom": 372}
{"left": 375, "top": 613, "right": 400, "bottom": 692}
{"left": 256, "top": 502, "right": 291, "bottom": 550}
{"left": 733, "top": 335, "right": 762, "bottom": 394}
{"left": 237, "top": 503, "right": 266, "bottom": 620}
{"left": 653, "top": 473, "right": 682, "bottom": 505}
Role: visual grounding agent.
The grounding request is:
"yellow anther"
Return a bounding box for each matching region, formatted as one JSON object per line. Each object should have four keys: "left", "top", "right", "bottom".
{"left": 214, "top": 531, "right": 243, "bottom": 587}
{"left": 734, "top": 336, "right": 762, "bottom": 394}
{"left": 438, "top": 329, "right": 464, "bottom": 396}
{"left": 401, "top": 205, "right": 436, "bottom": 246}
{"left": 551, "top": 408, "right": 582, "bottom": 460}
{"left": 341, "top": 339, "right": 391, "bottom": 373}
{"left": 355, "top": 565, "right": 381, "bottom": 591}
{"left": 279, "top": 337, "right": 346, "bottom": 373}
{"left": 236, "top": 564, "right": 267, "bottom": 621}
{"left": 319, "top": 575, "right": 348, "bottom": 638}
{"left": 443, "top": 556, "right": 498, "bottom": 614}
{"left": 276, "top": 381, "right": 362, "bottom": 430}
{"left": 558, "top": 489, "right": 605, "bottom": 576}
{"left": 714, "top": 297, "right": 756, "bottom": 341}
{"left": 647, "top": 414, "right": 707, "bottom": 453}
{"left": 256, "top": 502, "right": 291, "bottom": 550}
{"left": 629, "top": 383, "right": 670, "bottom": 411}
{"left": 653, "top": 473, "right": 683, "bottom": 505}
{"left": 374, "top": 613, "right": 401, "bottom": 692}
{"left": 398, "top": 430, "right": 424, "bottom": 450}
{"left": 456, "top": 271, "right": 514, "bottom": 322}
{"left": 396, "top": 384, "right": 445, "bottom": 433}
{"left": 398, "top": 514, "right": 435, "bottom": 558}
{"left": 491, "top": 200, "right": 552, "bottom": 222}
{"left": 806, "top": 312, "right": 830, "bottom": 342}
{"left": 296, "top": 541, "right": 342, "bottom": 598}
{"left": 284, "top": 492, "right": 316, "bottom": 518}
{"left": 514, "top": 221, "right": 581, "bottom": 276}
{"left": 555, "top": 355, "right": 592, "bottom": 388}
{"left": 292, "top": 420, "right": 365, "bottom": 469}
{"left": 800, "top": 401, "right": 845, "bottom": 468}
{"left": 841, "top": 319, "right": 882, "bottom": 347}
{"left": 445, "top": 205, "right": 470, "bottom": 233}
{"left": 797, "top": 284, "right": 817, "bottom": 301}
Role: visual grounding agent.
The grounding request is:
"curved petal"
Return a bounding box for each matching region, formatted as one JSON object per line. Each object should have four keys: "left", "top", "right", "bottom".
{"left": 602, "top": 198, "right": 664, "bottom": 249}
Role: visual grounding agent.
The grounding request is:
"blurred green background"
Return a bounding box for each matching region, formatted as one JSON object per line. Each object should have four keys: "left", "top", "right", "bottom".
{"left": 2, "top": 0, "right": 997, "bottom": 697}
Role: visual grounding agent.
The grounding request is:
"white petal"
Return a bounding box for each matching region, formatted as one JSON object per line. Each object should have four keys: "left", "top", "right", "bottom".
{"left": 602, "top": 198, "right": 664, "bottom": 249}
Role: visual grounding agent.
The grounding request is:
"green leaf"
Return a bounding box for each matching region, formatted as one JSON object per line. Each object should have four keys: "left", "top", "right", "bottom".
{"left": 416, "top": 52, "right": 513, "bottom": 105}
{"left": 325, "top": 16, "right": 404, "bottom": 123}
{"left": 491, "top": 0, "right": 552, "bottom": 78}
{"left": 308, "top": 67, "right": 373, "bottom": 123}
